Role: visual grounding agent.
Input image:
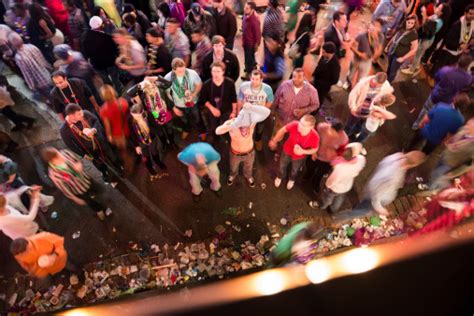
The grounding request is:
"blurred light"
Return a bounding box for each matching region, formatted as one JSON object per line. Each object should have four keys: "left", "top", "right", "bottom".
{"left": 254, "top": 270, "right": 285, "bottom": 295}
{"left": 340, "top": 248, "right": 379, "bottom": 274}
{"left": 305, "top": 259, "right": 331, "bottom": 284}
{"left": 63, "top": 310, "right": 90, "bottom": 316}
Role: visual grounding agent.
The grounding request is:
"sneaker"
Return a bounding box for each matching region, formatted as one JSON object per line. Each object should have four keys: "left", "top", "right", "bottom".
{"left": 192, "top": 193, "right": 201, "bottom": 203}
{"left": 227, "top": 176, "right": 234, "bottom": 186}
{"left": 401, "top": 67, "right": 415, "bottom": 75}
{"left": 308, "top": 201, "right": 319, "bottom": 209}
{"left": 105, "top": 208, "right": 113, "bottom": 216}
{"left": 213, "top": 189, "right": 223, "bottom": 197}
{"left": 286, "top": 180, "right": 295, "bottom": 190}
{"left": 247, "top": 177, "right": 256, "bottom": 188}
{"left": 97, "top": 211, "right": 106, "bottom": 221}
{"left": 274, "top": 177, "right": 282, "bottom": 188}
{"left": 342, "top": 81, "right": 350, "bottom": 90}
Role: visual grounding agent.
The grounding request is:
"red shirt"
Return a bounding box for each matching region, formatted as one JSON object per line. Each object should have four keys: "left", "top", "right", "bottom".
{"left": 283, "top": 121, "right": 320, "bottom": 160}
{"left": 100, "top": 98, "right": 130, "bottom": 137}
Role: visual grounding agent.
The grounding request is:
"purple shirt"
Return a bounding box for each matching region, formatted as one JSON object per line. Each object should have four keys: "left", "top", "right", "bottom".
{"left": 431, "top": 66, "right": 473, "bottom": 104}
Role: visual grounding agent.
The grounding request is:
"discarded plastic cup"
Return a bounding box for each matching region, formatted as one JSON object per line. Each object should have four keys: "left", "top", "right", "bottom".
{"left": 50, "top": 211, "right": 58, "bottom": 219}
{"left": 261, "top": 183, "right": 266, "bottom": 190}
{"left": 72, "top": 231, "right": 81, "bottom": 239}
{"left": 248, "top": 202, "right": 253, "bottom": 209}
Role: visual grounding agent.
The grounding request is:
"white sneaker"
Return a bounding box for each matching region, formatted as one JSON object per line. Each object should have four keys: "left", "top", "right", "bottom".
{"left": 342, "top": 81, "right": 350, "bottom": 90}
{"left": 286, "top": 180, "right": 295, "bottom": 190}
{"left": 105, "top": 208, "right": 113, "bottom": 216}
{"left": 274, "top": 177, "right": 282, "bottom": 188}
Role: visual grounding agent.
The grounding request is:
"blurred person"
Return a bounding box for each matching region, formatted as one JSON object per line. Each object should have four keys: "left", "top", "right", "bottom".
{"left": 216, "top": 102, "right": 271, "bottom": 187}
{"left": 324, "top": 11, "right": 350, "bottom": 61}
{"left": 122, "top": 11, "right": 146, "bottom": 46}
{"left": 262, "top": 0, "right": 284, "bottom": 41}
{"left": 241, "top": 1, "right": 261, "bottom": 80}
{"left": 290, "top": 7, "right": 314, "bottom": 69}
{"left": 7, "top": 3, "right": 30, "bottom": 41}
{"left": 122, "top": 3, "right": 151, "bottom": 35}
{"left": 128, "top": 103, "right": 167, "bottom": 181}
{"left": 156, "top": 2, "right": 171, "bottom": 30}
{"left": 60, "top": 104, "right": 120, "bottom": 180}
{"left": 42, "top": 146, "right": 113, "bottom": 219}
{"left": 165, "top": 18, "right": 191, "bottom": 65}
{"left": 64, "top": 0, "right": 87, "bottom": 51}
{"left": 262, "top": 34, "right": 285, "bottom": 91}
{"left": 169, "top": 0, "right": 186, "bottom": 26}
{"left": 211, "top": 0, "right": 237, "bottom": 49}
{"left": 164, "top": 58, "right": 203, "bottom": 140}
{"left": 81, "top": 16, "right": 122, "bottom": 92}
{"left": 7, "top": 32, "right": 53, "bottom": 103}
{"left": 0, "top": 81, "right": 36, "bottom": 132}
{"left": 93, "top": 6, "right": 117, "bottom": 34}
{"left": 50, "top": 71, "right": 100, "bottom": 120}
{"left": 201, "top": 35, "right": 240, "bottom": 82}
{"left": 43, "top": 0, "right": 71, "bottom": 38}
{"left": 145, "top": 28, "right": 172, "bottom": 77}
{"left": 99, "top": 85, "right": 133, "bottom": 173}
{"left": 385, "top": 15, "right": 419, "bottom": 82}
{"left": 27, "top": 3, "right": 56, "bottom": 63}
{"left": 412, "top": 54, "right": 473, "bottom": 130}
{"left": 183, "top": 3, "right": 216, "bottom": 39}
{"left": 309, "top": 143, "right": 366, "bottom": 213}
{"left": 237, "top": 69, "right": 274, "bottom": 151}
{"left": 113, "top": 28, "right": 147, "bottom": 84}
{"left": 372, "top": 0, "right": 405, "bottom": 37}
{"left": 311, "top": 42, "right": 340, "bottom": 106}
{"left": 269, "top": 115, "right": 320, "bottom": 190}
{"left": 190, "top": 28, "right": 212, "bottom": 76}
{"left": 94, "top": 0, "right": 122, "bottom": 26}
{"left": 199, "top": 61, "right": 237, "bottom": 141}
{"left": 304, "top": 118, "right": 348, "bottom": 193}
{"left": 178, "top": 142, "right": 222, "bottom": 202}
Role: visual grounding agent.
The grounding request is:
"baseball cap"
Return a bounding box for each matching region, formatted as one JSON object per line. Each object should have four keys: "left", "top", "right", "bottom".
{"left": 89, "top": 16, "right": 103, "bottom": 29}
{"left": 53, "top": 44, "right": 72, "bottom": 60}
{"left": 191, "top": 3, "right": 201, "bottom": 15}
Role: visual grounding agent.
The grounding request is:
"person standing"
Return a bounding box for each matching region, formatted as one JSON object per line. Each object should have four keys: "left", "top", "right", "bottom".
{"left": 241, "top": 2, "right": 261, "bottom": 80}
{"left": 312, "top": 42, "right": 340, "bottom": 105}
{"left": 324, "top": 11, "right": 350, "bottom": 61}
{"left": 178, "top": 142, "right": 222, "bottom": 202}
{"left": 10, "top": 231, "right": 68, "bottom": 278}
{"left": 42, "top": 147, "right": 112, "bottom": 220}
{"left": 216, "top": 102, "right": 270, "bottom": 187}
{"left": 0, "top": 186, "right": 41, "bottom": 240}
{"left": 81, "top": 16, "right": 122, "bottom": 91}
{"left": 269, "top": 115, "right": 320, "bottom": 190}
{"left": 165, "top": 18, "right": 191, "bottom": 66}
{"left": 412, "top": 54, "right": 473, "bottom": 130}
{"left": 308, "top": 143, "right": 366, "bottom": 213}
{"left": 273, "top": 68, "right": 319, "bottom": 133}
{"left": 190, "top": 28, "right": 212, "bottom": 76}
{"left": 385, "top": 15, "right": 419, "bottom": 83}
{"left": 183, "top": 3, "right": 216, "bottom": 39}
{"left": 145, "top": 28, "right": 173, "bottom": 77}
{"left": 201, "top": 35, "right": 240, "bottom": 82}
{"left": 372, "top": 0, "right": 405, "bottom": 37}
{"left": 64, "top": 0, "right": 87, "bottom": 51}
{"left": 211, "top": 0, "right": 237, "bottom": 49}
{"left": 237, "top": 69, "right": 274, "bottom": 151}
{"left": 262, "top": 0, "right": 284, "bottom": 41}
{"left": 50, "top": 71, "right": 100, "bottom": 120}
{"left": 164, "top": 58, "right": 203, "bottom": 140}
{"left": 199, "top": 61, "right": 237, "bottom": 141}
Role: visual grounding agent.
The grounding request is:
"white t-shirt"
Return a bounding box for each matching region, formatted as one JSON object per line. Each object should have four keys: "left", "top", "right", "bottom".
{"left": 326, "top": 155, "right": 366, "bottom": 194}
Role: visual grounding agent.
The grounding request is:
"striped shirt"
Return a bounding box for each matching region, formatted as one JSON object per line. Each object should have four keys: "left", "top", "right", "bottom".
{"left": 48, "top": 150, "right": 91, "bottom": 201}
{"left": 273, "top": 80, "right": 320, "bottom": 125}
{"left": 14, "top": 44, "right": 52, "bottom": 90}
{"left": 263, "top": 7, "right": 284, "bottom": 40}
{"left": 192, "top": 37, "right": 212, "bottom": 75}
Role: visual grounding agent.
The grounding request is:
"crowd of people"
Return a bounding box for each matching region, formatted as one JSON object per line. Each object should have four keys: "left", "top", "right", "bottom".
{"left": 0, "top": 0, "right": 472, "bottom": 282}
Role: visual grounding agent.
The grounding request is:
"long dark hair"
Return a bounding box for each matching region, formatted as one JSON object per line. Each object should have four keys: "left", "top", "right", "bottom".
{"left": 157, "top": 2, "right": 171, "bottom": 18}
{"left": 28, "top": 3, "right": 51, "bottom": 23}
{"left": 94, "top": 6, "right": 111, "bottom": 19}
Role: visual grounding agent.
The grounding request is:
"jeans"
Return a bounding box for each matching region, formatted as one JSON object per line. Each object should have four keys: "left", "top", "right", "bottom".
{"left": 410, "top": 39, "right": 433, "bottom": 71}
{"left": 188, "top": 162, "right": 221, "bottom": 195}
{"left": 346, "top": 58, "right": 372, "bottom": 84}
{"left": 320, "top": 187, "right": 346, "bottom": 213}
{"left": 354, "top": 123, "right": 373, "bottom": 143}
{"left": 174, "top": 106, "right": 205, "bottom": 133}
{"left": 278, "top": 151, "right": 304, "bottom": 181}
{"left": 229, "top": 150, "right": 255, "bottom": 179}
{"left": 243, "top": 45, "right": 257, "bottom": 74}
{"left": 387, "top": 54, "right": 402, "bottom": 83}
{"left": 412, "top": 96, "right": 435, "bottom": 129}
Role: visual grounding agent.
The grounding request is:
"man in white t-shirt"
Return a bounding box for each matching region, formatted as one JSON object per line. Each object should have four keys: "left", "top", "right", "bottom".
{"left": 216, "top": 103, "right": 271, "bottom": 187}
{"left": 309, "top": 143, "right": 366, "bottom": 213}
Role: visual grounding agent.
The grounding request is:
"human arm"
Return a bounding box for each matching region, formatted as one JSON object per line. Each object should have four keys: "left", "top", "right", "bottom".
{"left": 294, "top": 144, "right": 318, "bottom": 156}
{"left": 397, "top": 39, "right": 418, "bottom": 63}
{"left": 268, "top": 126, "right": 288, "bottom": 150}
{"left": 351, "top": 38, "right": 368, "bottom": 60}
{"left": 101, "top": 116, "right": 113, "bottom": 143}
{"left": 215, "top": 119, "right": 234, "bottom": 135}
{"left": 38, "top": 19, "right": 54, "bottom": 39}
{"left": 370, "top": 106, "right": 396, "bottom": 120}
{"left": 21, "top": 185, "right": 41, "bottom": 221}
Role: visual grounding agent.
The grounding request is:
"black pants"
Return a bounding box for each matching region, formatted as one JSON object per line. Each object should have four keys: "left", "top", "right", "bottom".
{"left": 1, "top": 106, "right": 34, "bottom": 127}
{"left": 243, "top": 45, "right": 257, "bottom": 74}
{"left": 305, "top": 158, "right": 332, "bottom": 192}
{"left": 78, "top": 178, "right": 106, "bottom": 213}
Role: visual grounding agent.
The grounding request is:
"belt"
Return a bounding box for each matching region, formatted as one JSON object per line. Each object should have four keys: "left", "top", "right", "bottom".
{"left": 231, "top": 149, "right": 254, "bottom": 156}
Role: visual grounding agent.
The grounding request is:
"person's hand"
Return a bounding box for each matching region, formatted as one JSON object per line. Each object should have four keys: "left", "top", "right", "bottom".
{"left": 396, "top": 57, "right": 404, "bottom": 63}
{"left": 29, "top": 185, "right": 42, "bottom": 199}
{"left": 311, "top": 153, "right": 317, "bottom": 161}
{"left": 83, "top": 128, "right": 95, "bottom": 138}
{"left": 210, "top": 107, "right": 221, "bottom": 118}
{"left": 173, "top": 107, "right": 183, "bottom": 117}
{"left": 136, "top": 146, "right": 142, "bottom": 155}
{"left": 7, "top": 173, "right": 16, "bottom": 183}
{"left": 268, "top": 139, "right": 277, "bottom": 151}
{"left": 293, "top": 108, "right": 305, "bottom": 118}
{"left": 108, "top": 135, "right": 113, "bottom": 143}
{"left": 293, "top": 144, "right": 304, "bottom": 155}
{"left": 229, "top": 112, "right": 236, "bottom": 119}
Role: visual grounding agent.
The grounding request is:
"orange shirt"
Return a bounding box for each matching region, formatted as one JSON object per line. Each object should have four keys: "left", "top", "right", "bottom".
{"left": 15, "top": 232, "right": 67, "bottom": 278}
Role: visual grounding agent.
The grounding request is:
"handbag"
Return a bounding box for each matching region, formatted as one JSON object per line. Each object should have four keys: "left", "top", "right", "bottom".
{"left": 50, "top": 29, "right": 64, "bottom": 46}
{"left": 288, "top": 32, "right": 308, "bottom": 60}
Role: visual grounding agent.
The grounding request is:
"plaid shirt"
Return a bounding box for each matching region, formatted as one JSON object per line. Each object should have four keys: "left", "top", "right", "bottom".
{"left": 48, "top": 150, "right": 91, "bottom": 201}
{"left": 263, "top": 7, "right": 284, "bottom": 40}
{"left": 14, "top": 44, "right": 52, "bottom": 90}
{"left": 273, "top": 80, "right": 320, "bottom": 125}
{"left": 192, "top": 37, "right": 212, "bottom": 75}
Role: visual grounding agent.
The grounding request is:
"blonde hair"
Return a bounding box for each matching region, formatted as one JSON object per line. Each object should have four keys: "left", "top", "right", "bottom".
{"left": 100, "top": 85, "right": 117, "bottom": 103}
